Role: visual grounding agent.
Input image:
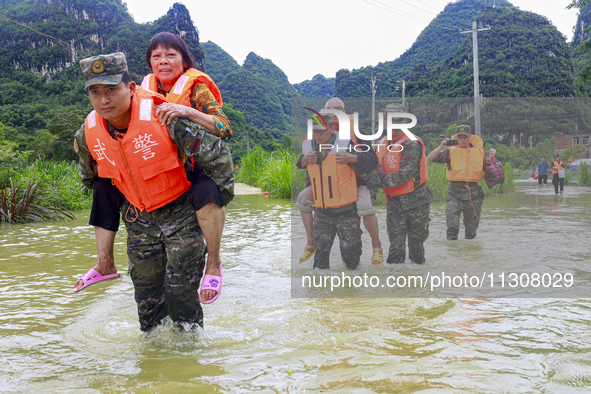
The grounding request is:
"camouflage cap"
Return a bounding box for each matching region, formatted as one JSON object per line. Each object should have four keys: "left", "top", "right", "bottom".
{"left": 456, "top": 124, "right": 472, "bottom": 136}
{"left": 79, "top": 52, "right": 128, "bottom": 88}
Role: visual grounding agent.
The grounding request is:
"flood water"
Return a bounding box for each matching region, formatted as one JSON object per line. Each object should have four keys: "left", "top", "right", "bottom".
{"left": 1, "top": 184, "right": 591, "bottom": 392}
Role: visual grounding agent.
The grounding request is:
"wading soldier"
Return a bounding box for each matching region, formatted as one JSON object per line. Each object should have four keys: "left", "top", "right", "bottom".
{"left": 297, "top": 113, "right": 378, "bottom": 269}
{"left": 295, "top": 97, "right": 383, "bottom": 266}
{"left": 427, "top": 125, "right": 486, "bottom": 240}
{"left": 73, "top": 52, "right": 233, "bottom": 331}
{"left": 374, "top": 104, "right": 432, "bottom": 264}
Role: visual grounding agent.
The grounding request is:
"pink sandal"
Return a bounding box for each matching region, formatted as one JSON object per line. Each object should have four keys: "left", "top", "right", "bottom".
{"left": 73, "top": 269, "right": 120, "bottom": 293}
{"left": 199, "top": 266, "right": 223, "bottom": 304}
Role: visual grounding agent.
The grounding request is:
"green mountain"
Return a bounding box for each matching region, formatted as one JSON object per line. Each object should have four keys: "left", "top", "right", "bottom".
{"left": 293, "top": 74, "right": 335, "bottom": 97}
{"left": 210, "top": 52, "right": 296, "bottom": 137}
{"left": 401, "top": 6, "right": 583, "bottom": 146}
{"left": 0, "top": 0, "right": 283, "bottom": 163}
{"left": 417, "top": 6, "right": 578, "bottom": 97}
{"left": 335, "top": 0, "right": 512, "bottom": 97}
{"left": 202, "top": 41, "right": 240, "bottom": 85}
{"left": 0, "top": 0, "right": 203, "bottom": 81}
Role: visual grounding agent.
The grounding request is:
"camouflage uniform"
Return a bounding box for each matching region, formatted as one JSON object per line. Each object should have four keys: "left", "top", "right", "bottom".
{"left": 313, "top": 208, "right": 362, "bottom": 270}
{"left": 300, "top": 133, "right": 378, "bottom": 270}
{"left": 74, "top": 53, "right": 234, "bottom": 331}
{"left": 375, "top": 139, "right": 433, "bottom": 264}
{"left": 431, "top": 148, "right": 484, "bottom": 240}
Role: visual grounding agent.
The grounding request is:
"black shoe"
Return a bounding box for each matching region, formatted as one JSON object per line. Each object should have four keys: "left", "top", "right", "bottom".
{"left": 447, "top": 236, "right": 458, "bottom": 240}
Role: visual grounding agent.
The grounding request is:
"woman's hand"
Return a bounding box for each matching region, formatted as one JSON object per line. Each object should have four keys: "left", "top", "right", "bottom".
{"left": 155, "top": 103, "right": 189, "bottom": 125}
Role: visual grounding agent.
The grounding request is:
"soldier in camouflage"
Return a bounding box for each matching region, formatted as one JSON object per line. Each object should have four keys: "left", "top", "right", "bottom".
{"left": 297, "top": 114, "right": 378, "bottom": 269}
{"left": 427, "top": 124, "right": 486, "bottom": 240}
{"left": 366, "top": 104, "right": 432, "bottom": 264}
{"left": 73, "top": 52, "right": 233, "bottom": 331}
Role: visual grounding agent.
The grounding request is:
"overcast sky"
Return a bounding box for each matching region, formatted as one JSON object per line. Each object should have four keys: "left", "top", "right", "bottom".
{"left": 122, "top": 0, "right": 579, "bottom": 84}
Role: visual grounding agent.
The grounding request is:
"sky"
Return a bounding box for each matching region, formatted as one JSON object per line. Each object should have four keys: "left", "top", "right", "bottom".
{"left": 121, "top": 0, "right": 580, "bottom": 84}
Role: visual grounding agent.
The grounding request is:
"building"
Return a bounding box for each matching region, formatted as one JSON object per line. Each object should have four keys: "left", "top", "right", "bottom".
{"left": 554, "top": 134, "right": 591, "bottom": 158}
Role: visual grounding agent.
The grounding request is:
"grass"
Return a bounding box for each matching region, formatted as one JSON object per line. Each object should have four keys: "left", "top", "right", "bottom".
{"left": 258, "top": 150, "right": 291, "bottom": 199}
{"left": 235, "top": 146, "right": 271, "bottom": 187}
{"left": 14, "top": 157, "right": 91, "bottom": 211}
{"left": 236, "top": 148, "right": 292, "bottom": 199}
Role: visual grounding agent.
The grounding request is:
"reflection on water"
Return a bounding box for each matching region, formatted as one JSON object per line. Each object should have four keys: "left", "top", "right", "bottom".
{"left": 1, "top": 188, "right": 591, "bottom": 392}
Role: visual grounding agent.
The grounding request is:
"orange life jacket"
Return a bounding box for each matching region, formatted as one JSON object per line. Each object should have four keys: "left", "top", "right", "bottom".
{"left": 303, "top": 138, "right": 358, "bottom": 209}
{"left": 552, "top": 160, "right": 564, "bottom": 174}
{"left": 375, "top": 134, "right": 428, "bottom": 197}
{"left": 141, "top": 68, "right": 223, "bottom": 107}
{"left": 84, "top": 87, "right": 191, "bottom": 212}
{"left": 446, "top": 144, "right": 485, "bottom": 182}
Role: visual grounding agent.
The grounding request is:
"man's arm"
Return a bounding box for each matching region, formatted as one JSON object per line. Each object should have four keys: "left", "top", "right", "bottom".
{"left": 379, "top": 140, "right": 423, "bottom": 188}
{"left": 73, "top": 124, "right": 98, "bottom": 189}
{"left": 73, "top": 124, "right": 119, "bottom": 290}
{"left": 168, "top": 117, "right": 234, "bottom": 205}
{"left": 427, "top": 139, "right": 450, "bottom": 163}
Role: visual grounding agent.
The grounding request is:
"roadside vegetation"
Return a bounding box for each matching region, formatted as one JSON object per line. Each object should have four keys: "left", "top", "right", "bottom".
{"left": 0, "top": 150, "right": 89, "bottom": 223}
{"left": 235, "top": 146, "right": 291, "bottom": 199}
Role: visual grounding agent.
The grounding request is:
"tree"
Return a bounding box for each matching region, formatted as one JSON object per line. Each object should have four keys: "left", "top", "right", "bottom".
{"left": 561, "top": 144, "right": 588, "bottom": 161}
{"left": 569, "top": 0, "right": 591, "bottom": 81}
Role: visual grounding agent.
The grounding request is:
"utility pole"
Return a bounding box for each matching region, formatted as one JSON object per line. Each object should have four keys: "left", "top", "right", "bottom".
{"left": 461, "top": 21, "right": 490, "bottom": 137}
{"left": 371, "top": 76, "right": 377, "bottom": 133}
{"left": 246, "top": 130, "right": 250, "bottom": 154}
{"left": 396, "top": 80, "right": 406, "bottom": 108}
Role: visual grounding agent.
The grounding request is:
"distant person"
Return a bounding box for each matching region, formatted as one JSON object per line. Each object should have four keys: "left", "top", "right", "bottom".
{"left": 73, "top": 52, "right": 233, "bottom": 331}
{"left": 296, "top": 114, "right": 378, "bottom": 269}
{"left": 75, "top": 32, "right": 230, "bottom": 304}
{"left": 551, "top": 154, "right": 565, "bottom": 193}
{"left": 295, "top": 97, "right": 383, "bottom": 266}
{"left": 536, "top": 156, "right": 549, "bottom": 188}
{"left": 427, "top": 125, "right": 487, "bottom": 240}
{"left": 373, "top": 104, "right": 433, "bottom": 264}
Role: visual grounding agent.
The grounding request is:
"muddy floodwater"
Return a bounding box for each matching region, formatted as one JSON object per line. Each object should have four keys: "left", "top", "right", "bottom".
{"left": 1, "top": 184, "right": 591, "bottom": 392}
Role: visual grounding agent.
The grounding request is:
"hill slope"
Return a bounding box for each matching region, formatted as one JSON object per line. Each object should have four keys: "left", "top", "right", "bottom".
{"left": 335, "top": 0, "right": 512, "bottom": 97}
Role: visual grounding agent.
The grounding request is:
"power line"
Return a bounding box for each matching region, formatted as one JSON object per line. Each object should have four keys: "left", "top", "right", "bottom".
{"left": 362, "top": 0, "right": 430, "bottom": 24}
{"left": 362, "top": 0, "right": 462, "bottom": 31}
{"left": 414, "top": 0, "right": 442, "bottom": 12}
{"left": 393, "top": 0, "right": 440, "bottom": 16}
